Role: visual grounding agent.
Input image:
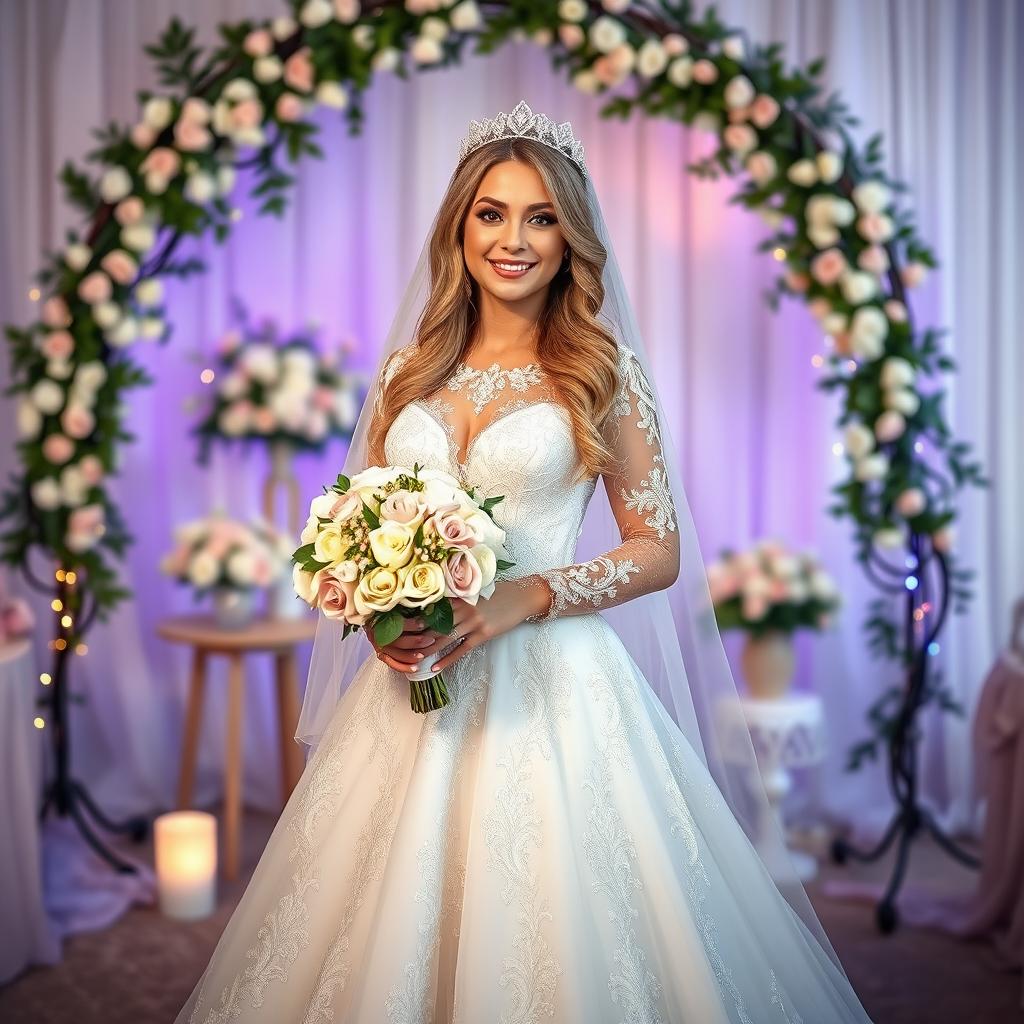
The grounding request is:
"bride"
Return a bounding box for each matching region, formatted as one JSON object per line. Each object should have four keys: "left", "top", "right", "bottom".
{"left": 176, "top": 101, "right": 874, "bottom": 1023}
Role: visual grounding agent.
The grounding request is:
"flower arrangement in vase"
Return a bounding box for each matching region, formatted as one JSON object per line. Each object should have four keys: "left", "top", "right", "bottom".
{"left": 191, "top": 299, "right": 365, "bottom": 465}
{"left": 707, "top": 539, "right": 841, "bottom": 699}
{"left": 0, "top": 571, "right": 35, "bottom": 645}
{"left": 160, "top": 512, "right": 293, "bottom": 628}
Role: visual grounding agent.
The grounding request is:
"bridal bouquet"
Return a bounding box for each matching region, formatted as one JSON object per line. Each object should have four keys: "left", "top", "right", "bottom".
{"left": 292, "top": 463, "right": 514, "bottom": 713}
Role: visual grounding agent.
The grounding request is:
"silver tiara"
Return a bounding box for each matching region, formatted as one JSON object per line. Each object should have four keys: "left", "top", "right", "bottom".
{"left": 457, "top": 100, "right": 588, "bottom": 178}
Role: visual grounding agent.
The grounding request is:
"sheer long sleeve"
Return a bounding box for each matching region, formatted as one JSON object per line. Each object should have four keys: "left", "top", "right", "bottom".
{"left": 520, "top": 345, "right": 681, "bottom": 622}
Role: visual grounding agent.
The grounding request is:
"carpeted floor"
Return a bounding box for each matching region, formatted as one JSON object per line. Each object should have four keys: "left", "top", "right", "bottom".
{"left": 0, "top": 809, "right": 1019, "bottom": 1023}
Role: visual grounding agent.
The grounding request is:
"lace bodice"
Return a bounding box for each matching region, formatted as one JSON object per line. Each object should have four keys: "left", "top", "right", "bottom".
{"left": 376, "top": 343, "right": 680, "bottom": 620}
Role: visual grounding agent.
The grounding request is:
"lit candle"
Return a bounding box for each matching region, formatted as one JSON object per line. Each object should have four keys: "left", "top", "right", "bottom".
{"left": 154, "top": 810, "right": 217, "bottom": 920}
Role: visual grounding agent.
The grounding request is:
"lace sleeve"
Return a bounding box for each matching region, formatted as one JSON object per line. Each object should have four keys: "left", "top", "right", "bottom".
{"left": 519, "top": 345, "right": 681, "bottom": 622}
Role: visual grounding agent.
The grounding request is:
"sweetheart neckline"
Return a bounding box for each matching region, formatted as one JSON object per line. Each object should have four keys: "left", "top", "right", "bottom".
{"left": 410, "top": 397, "right": 569, "bottom": 469}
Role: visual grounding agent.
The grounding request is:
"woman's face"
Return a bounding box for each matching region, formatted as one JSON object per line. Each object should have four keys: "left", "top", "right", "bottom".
{"left": 462, "top": 160, "right": 568, "bottom": 306}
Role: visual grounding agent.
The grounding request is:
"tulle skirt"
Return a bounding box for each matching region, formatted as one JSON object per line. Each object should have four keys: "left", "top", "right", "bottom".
{"left": 176, "top": 613, "right": 873, "bottom": 1023}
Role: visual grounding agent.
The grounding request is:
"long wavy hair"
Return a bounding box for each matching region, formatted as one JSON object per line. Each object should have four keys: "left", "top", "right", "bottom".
{"left": 366, "top": 138, "right": 620, "bottom": 484}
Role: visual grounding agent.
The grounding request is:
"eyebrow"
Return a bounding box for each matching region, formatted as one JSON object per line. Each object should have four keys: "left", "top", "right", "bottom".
{"left": 474, "top": 196, "right": 555, "bottom": 212}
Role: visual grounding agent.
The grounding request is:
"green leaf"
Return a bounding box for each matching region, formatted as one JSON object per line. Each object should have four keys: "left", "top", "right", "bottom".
{"left": 372, "top": 610, "right": 403, "bottom": 647}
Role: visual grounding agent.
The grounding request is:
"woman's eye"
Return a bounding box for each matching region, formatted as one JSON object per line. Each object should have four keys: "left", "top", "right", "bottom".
{"left": 476, "top": 209, "right": 557, "bottom": 226}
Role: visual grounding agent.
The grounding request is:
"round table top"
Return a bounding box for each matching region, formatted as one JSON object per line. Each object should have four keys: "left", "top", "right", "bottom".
{"left": 157, "top": 613, "right": 319, "bottom": 653}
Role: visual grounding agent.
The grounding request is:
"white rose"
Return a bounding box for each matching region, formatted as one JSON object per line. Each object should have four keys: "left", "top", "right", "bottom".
{"left": 854, "top": 453, "right": 890, "bottom": 482}
{"left": 272, "top": 15, "right": 297, "bottom": 39}
{"left": 558, "top": 0, "right": 587, "bottom": 21}
{"left": 850, "top": 306, "right": 888, "bottom": 347}
{"left": 65, "top": 243, "right": 92, "bottom": 272}
{"left": 352, "top": 24, "right": 374, "bottom": 50}
{"left": 589, "top": 15, "right": 626, "bottom": 53}
{"left": 451, "top": 0, "right": 482, "bottom": 31}
{"left": 139, "top": 316, "right": 164, "bottom": 340}
{"left": 721, "top": 34, "right": 745, "bottom": 61}
{"left": 874, "top": 527, "right": 904, "bottom": 550}
{"left": 805, "top": 194, "right": 835, "bottom": 225}
{"left": 636, "top": 39, "right": 668, "bottom": 78}
{"left": 884, "top": 388, "right": 920, "bottom": 416}
{"left": 816, "top": 150, "right": 843, "bottom": 184}
{"left": 185, "top": 171, "right": 216, "bottom": 204}
{"left": 217, "top": 165, "right": 237, "bottom": 196}
{"left": 100, "top": 167, "right": 133, "bottom": 204}
{"left": 17, "top": 398, "right": 42, "bottom": 439}
{"left": 47, "top": 360, "right": 73, "bottom": 381}
{"left": 371, "top": 47, "right": 401, "bottom": 72}
{"left": 222, "top": 78, "right": 257, "bottom": 102}
{"left": 107, "top": 316, "right": 138, "bottom": 347}
{"left": 227, "top": 549, "right": 256, "bottom": 585}
{"left": 316, "top": 81, "right": 349, "bottom": 108}
{"left": 188, "top": 552, "right": 220, "bottom": 589}
{"left": 32, "top": 379, "right": 65, "bottom": 415}
{"left": 349, "top": 465, "right": 407, "bottom": 496}
{"left": 31, "top": 478, "right": 63, "bottom": 511}
{"left": 76, "top": 361, "right": 107, "bottom": 392}
{"left": 420, "top": 16, "right": 448, "bottom": 41}
{"left": 368, "top": 520, "right": 415, "bottom": 570}
{"left": 60, "top": 465, "right": 89, "bottom": 507}
{"left": 300, "top": 513, "right": 319, "bottom": 544}
{"left": 243, "top": 343, "right": 279, "bottom": 383}
{"left": 254, "top": 55, "right": 284, "bottom": 83}
{"left": 880, "top": 356, "right": 915, "bottom": 389}
{"left": 410, "top": 36, "right": 442, "bottom": 64}
{"left": 692, "top": 111, "right": 721, "bottom": 134}
{"left": 92, "top": 301, "right": 122, "bottom": 330}
{"left": 850, "top": 331, "right": 884, "bottom": 361}
{"left": 354, "top": 566, "right": 403, "bottom": 615}
{"left": 143, "top": 96, "right": 174, "bottom": 130}
{"left": 848, "top": 421, "right": 884, "bottom": 467}
{"left": 787, "top": 159, "right": 818, "bottom": 187}
{"left": 830, "top": 197, "right": 856, "bottom": 226}
{"left": 397, "top": 561, "right": 446, "bottom": 609}
{"left": 292, "top": 562, "right": 321, "bottom": 605}
{"left": 667, "top": 56, "right": 693, "bottom": 88}
{"left": 467, "top": 543, "right": 497, "bottom": 598}
{"left": 809, "top": 570, "right": 837, "bottom": 600}
{"left": 822, "top": 312, "right": 847, "bottom": 336}
{"left": 135, "top": 278, "right": 164, "bottom": 307}
{"left": 121, "top": 223, "right": 157, "bottom": 254}
{"left": 299, "top": 0, "right": 333, "bottom": 28}
{"left": 839, "top": 270, "right": 879, "bottom": 305}
{"left": 723, "top": 74, "right": 755, "bottom": 109}
{"left": 807, "top": 223, "right": 840, "bottom": 249}
{"left": 573, "top": 69, "right": 600, "bottom": 94}
{"left": 852, "top": 180, "right": 891, "bottom": 213}
{"left": 462, "top": 508, "right": 506, "bottom": 549}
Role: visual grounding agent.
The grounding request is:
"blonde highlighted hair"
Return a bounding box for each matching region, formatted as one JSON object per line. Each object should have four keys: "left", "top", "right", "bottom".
{"left": 366, "top": 138, "right": 620, "bottom": 484}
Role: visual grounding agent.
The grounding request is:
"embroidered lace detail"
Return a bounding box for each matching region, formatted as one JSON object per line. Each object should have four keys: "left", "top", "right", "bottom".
{"left": 620, "top": 467, "right": 676, "bottom": 540}
{"left": 484, "top": 626, "right": 570, "bottom": 1022}
{"left": 614, "top": 345, "right": 660, "bottom": 447}
{"left": 447, "top": 360, "right": 544, "bottom": 414}
{"left": 527, "top": 555, "right": 643, "bottom": 622}
{"left": 584, "top": 667, "right": 665, "bottom": 1022}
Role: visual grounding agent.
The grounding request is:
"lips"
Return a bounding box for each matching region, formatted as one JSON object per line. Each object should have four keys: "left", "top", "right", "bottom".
{"left": 487, "top": 258, "right": 537, "bottom": 279}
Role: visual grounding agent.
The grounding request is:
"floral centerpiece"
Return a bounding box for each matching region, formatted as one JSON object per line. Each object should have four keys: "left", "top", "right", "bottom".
{"left": 707, "top": 539, "right": 841, "bottom": 698}
{"left": 292, "top": 463, "right": 514, "bottom": 713}
{"left": 0, "top": 572, "right": 35, "bottom": 645}
{"left": 192, "top": 301, "right": 364, "bottom": 464}
{"left": 161, "top": 512, "right": 293, "bottom": 627}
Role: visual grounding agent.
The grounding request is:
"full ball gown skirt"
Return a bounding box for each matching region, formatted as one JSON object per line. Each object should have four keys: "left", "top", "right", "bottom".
{"left": 177, "top": 356, "right": 874, "bottom": 1022}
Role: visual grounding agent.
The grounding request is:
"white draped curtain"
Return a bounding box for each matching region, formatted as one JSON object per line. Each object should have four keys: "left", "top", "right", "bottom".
{"left": 0, "top": 0, "right": 1019, "bottom": 835}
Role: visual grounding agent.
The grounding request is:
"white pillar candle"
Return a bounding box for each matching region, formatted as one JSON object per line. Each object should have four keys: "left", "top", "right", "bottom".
{"left": 154, "top": 810, "right": 218, "bottom": 920}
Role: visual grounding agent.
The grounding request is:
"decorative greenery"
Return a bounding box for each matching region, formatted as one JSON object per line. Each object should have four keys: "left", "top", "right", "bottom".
{"left": 192, "top": 298, "right": 364, "bottom": 463}
{"left": 0, "top": 0, "right": 986, "bottom": 763}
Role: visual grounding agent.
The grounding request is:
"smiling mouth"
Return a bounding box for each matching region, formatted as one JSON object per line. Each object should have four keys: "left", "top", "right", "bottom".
{"left": 487, "top": 259, "right": 537, "bottom": 278}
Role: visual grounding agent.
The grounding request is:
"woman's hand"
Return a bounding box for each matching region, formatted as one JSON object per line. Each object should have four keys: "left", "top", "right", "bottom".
{"left": 414, "top": 578, "right": 551, "bottom": 673}
{"left": 366, "top": 615, "right": 436, "bottom": 672}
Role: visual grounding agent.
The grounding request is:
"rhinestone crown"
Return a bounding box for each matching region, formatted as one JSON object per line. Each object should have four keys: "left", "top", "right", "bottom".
{"left": 457, "top": 100, "right": 587, "bottom": 178}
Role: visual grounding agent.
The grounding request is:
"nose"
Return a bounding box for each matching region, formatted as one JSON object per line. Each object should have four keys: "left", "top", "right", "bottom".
{"left": 500, "top": 219, "right": 526, "bottom": 254}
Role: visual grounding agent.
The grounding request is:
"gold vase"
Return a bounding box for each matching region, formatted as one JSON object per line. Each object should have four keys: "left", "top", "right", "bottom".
{"left": 740, "top": 631, "right": 795, "bottom": 699}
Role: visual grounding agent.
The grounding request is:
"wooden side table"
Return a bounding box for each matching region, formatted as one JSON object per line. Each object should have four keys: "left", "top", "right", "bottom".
{"left": 157, "top": 613, "right": 318, "bottom": 880}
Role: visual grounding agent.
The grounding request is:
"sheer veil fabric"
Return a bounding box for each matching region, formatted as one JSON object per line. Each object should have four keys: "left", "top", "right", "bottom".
{"left": 298, "top": 124, "right": 845, "bottom": 971}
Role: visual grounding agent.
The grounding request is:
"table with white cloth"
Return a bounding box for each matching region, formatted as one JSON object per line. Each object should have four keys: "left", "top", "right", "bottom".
{"left": 0, "top": 639, "right": 60, "bottom": 984}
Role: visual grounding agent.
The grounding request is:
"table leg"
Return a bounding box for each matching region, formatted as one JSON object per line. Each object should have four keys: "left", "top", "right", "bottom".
{"left": 275, "top": 650, "right": 304, "bottom": 801}
{"left": 223, "top": 653, "right": 245, "bottom": 881}
{"left": 176, "top": 648, "right": 207, "bottom": 809}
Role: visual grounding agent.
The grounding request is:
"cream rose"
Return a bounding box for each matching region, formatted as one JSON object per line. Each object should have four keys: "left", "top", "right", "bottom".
{"left": 354, "top": 566, "right": 403, "bottom": 616}
{"left": 368, "top": 519, "right": 416, "bottom": 570}
{"left": 398, "top": 560, "right": 446, "bottom": 609}
{"left": 467, "top": 543, "right": 497, "bottom": 599}
{"left": 313, "top": 522, "right": 348, "bottom": 564}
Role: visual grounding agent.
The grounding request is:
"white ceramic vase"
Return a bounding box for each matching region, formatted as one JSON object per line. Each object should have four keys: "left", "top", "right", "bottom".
{"left": 213, "top": 587, "right": 254, "bottom": 630}
{"left": 740, "top": 631, "right": 795, "bottom": 699}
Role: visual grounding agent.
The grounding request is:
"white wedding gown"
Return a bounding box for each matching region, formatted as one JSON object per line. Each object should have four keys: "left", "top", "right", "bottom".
{"left": 177, "top": 345, "right": 873, "bottom": 1023}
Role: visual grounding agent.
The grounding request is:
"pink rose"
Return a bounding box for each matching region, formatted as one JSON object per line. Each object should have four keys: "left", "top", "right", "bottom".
{"left": 884, "top": 299, "right": 908, "bottom": 323}
{"left": 857, "top": 245, "right": 890, "bottom": 275}
{"left": 783, "top": 270, "right": 809, "bottom": 293}
{"left": 61, "top": 405, "right": 95, "bottom": 440}
{"left": 42, "top": 331, "right": 74, "bottom": 361}
{"left": 204, "top": 535, "right": 232, "bottom": 561}
{"left": 243, "top": 28, "right": 274, "bottom": 57}
{"left": 807, "top": 297, "right": 831, "bottom": 320}
{"left": 431, "top": 507, "right": 477, "bottom": 550}
{"left": 68, "top": 503, "right": 105, "bottom": 542}
{"left": 174, "top": 118, "right": 212, "bottom": 152}
{"left": 313, "top": 387, "right": 335, "bottom": 412}
{"left": 230, "top": 98, "right": 264, "bottom": 130}
{"left": 317, "top": 568, "right": 357, "bottom": 622}
{"left": 79, "top": 454, "right": 105, "bottom": 485}
{"left": 769, "top": 579, "right": 788, "bottom": 602}
{"left": 742, "top": 595, "right": 768, "bottom": 621}
{"left": 114, "top": 197, "right": 146, "bottom": 226}
{"left": 141, "top": 147, "right": 180, "bottom": 180}
{"left": 663, "top": 33, "right": 687, "bottom": 56}
{"left": 42, "top": 296, "right": 72, "bottom": 328}
{"left": 180, "top": 96, "right": 211, "bottom": 125}
{"left": 78, "top": 271, "right": 112, "bottom": 304}
{"left": 442, "top": 549, "right": 483, "bottom": 602}
{"left": 692, "top": 59, "right": 719, "bottom": 85}
{"left": 253, "top": 407, "right": 276, "bottom": 433}
{"left": 276, "top": 93, "right": 305, "bottom": 123}
{"left": 378, "top": 491, "right": 422, "bottom": 525}
{"left": 252, "top": 558, "right": 273, "bottom": 587}
{"left": 130, "top": 122, "right": 157, "bottom": 149}
{"left": 3, "top": 597, "right": 35, "bottom": 637}
{"left": 329, "top": 491, "right": 363, "bottom": 522}
{"left": 333, "top": 0, "right": 359, "bottom": 21}
{"left": 101, "top": 249, "right": 138, "bottom": 285}
{"left": 284, "top": 47, "right": 314, "bottom": 92}
{"left": 43, "top": 434, "right": 75, "bottom": 465}
{"left": 810, "top": 248, "right": 848, "bottom": 287}
{"left": 856, "top": 212, "right": 893, "bottom": 244}
{"left": 723, "top": 123, "right": 757, "bottom": 155}
{"left": 750, "top": 94, "right": 780, "bottom": 129}
{"left": 901, "top": 262, "right": 927, "bottom": 288}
